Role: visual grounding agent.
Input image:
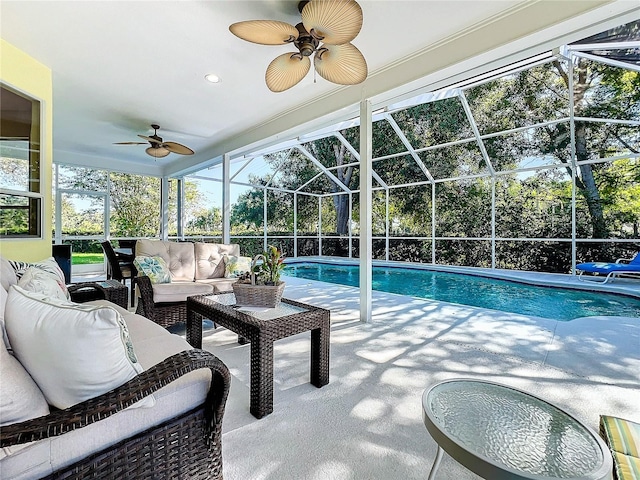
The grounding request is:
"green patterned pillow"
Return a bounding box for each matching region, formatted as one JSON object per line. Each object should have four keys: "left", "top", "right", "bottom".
{"left": 223, "top": 255, "right": 238, "bottom": 278}
{"left": 224, "top": 255, "right": 253, "bottom": 278}
{"left": 236, "top": 256, "right": 253, "bottom": 275}
{"left": 134, "top": 256, "right": 171, "bottom": 284}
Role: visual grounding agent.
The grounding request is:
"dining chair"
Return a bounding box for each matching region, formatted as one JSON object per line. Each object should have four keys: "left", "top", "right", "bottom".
{"left": 101, "top": 240, "right": 136, "bottom": 307}
{"left": 118, "top": 239, "right": 137, "bottom": 250}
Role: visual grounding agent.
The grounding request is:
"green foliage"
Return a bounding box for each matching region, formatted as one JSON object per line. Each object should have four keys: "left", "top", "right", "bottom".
{"left": 56, "top": 170, "right": 207, "bottom": 238}
{"left": 230, "top": 184, "right": 265, "bottom": 234}
{"left": 186, "top": 206, "right": 222, "bottom": 235}
{"left": 252, "top": 244, "right": 286, "bottom": 284}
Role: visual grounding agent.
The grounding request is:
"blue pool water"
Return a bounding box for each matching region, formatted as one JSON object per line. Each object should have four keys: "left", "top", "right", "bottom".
{"left": 283, "top": 262, "right": 640, "bottom": 320}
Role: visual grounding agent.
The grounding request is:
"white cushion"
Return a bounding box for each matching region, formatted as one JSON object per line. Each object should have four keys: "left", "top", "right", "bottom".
{"left": 17, "top": 267, "right": 68, "bottom": 301}
{"left": 195, "top": 243, "right": 240, "bottom": 279}
{"left": 8, "top": 257, "right": 69, "bottom": 300}
{"left": 5, "top": 286, "right": 153, "bottom": 410}
{"left": 0, "top": 287, "right": 10, "bottom": 350}
{"left": 151, "top": 281, "right": 213, "bottom": 303}
{"left": 136, "top": 239, "right": 196, "bottom": 281}
{"left": 1, "top": 257, "right": 17, "bottom": 291}
{"left": 196, "top": 277, "right": 237, "bottom": 293}
{"left": 0, "top": 339, "right": 49, "bottom": 427}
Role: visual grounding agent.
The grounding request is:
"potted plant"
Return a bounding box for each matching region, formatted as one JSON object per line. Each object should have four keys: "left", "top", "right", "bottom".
{"left": 232, "top": 245, "right": 286, "bottom": 307}
{"left": 254, "top": 245, "right": 286, "bottom": 285}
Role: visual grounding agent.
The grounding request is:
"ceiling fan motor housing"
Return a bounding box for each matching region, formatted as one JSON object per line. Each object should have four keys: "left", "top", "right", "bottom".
{"left": 149, "top": 124, "right": 163, "bottom": 143}
{"left": 294, "top": 22, "right": 318, "bottom": 57}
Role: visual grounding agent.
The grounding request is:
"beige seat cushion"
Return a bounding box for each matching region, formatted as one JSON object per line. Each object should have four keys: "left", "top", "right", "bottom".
{"left": 0, "top": 339, "right": 49, "bottom": 427}
{"left": 136, "top": 239, "right": 196, "bottom": 282}
{"left": 194, "top": 243, "right": 240, "bottom": 280}
{"left": 196, "top": 277, "right": 237, "bottom": 293}
{"left": 151, "top": 281, "right": 213, "bottom": 303}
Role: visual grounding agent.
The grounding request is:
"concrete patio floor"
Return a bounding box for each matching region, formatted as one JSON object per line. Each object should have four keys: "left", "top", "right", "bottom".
{"left": 72, "top": 264, "right": 639, "bottom": 478}
{"left": 208, "top": 274, "right": 639, "bottom": 480}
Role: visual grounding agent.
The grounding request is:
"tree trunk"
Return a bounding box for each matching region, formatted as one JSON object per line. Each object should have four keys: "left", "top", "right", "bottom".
{"left": 332, "top": 140, "right": 353, "bottom": 236}
{"left": 334, "top": 194, "right": 350, "bottom": 235}
{"left": 575, "top": 123, "right": 608, "bottom": 238}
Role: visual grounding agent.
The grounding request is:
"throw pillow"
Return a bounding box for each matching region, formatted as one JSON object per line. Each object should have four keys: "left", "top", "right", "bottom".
{"left": 17, "top": 266, "right": 69, "bottom": 302}
{"left": 0, "top": 257, "right": 17, "bottom": 291}
{"left": 0, "top": 287, "right": 10, "bottom": 351}
{"left": 7, "top": 259, "right": 30, "bottom": 280}
{"left": 9, "top": 257, "right": 70, "bottom": 300}
{"left": 224, "top": 255, "right": 253, "bottom": 278}
{"left": 134, "top": 255, "right": 171, "bottom": 284}
{"left": 223, "top": 255, "right": 238, "bottom": 278}
{"left": 0, "top": 339, "right": 50, "bottom": 426}
{"left": 5, "top": 286, "right": 154, "bottom": 410}
{"left": 236, "top": 256, "right": 253, "bottom": 275}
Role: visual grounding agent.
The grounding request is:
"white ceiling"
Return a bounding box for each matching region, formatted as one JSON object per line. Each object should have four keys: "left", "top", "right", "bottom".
{"left": 2, "top": 1, "right": 638, "bottom": 178}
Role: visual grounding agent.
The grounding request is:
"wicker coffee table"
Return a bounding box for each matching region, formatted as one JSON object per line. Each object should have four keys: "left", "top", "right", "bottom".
{"left": 186, "top": 292, "right": 330, "bottom": 418}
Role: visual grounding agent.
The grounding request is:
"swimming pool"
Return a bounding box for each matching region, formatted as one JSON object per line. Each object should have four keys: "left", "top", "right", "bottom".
{"left": 283, "top": 262, "right": 640, "bottom": 320}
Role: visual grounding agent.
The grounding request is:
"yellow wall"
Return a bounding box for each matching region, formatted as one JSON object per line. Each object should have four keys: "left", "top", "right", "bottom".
{"left": 0, "top": 39, "right": 53, "bottom": 262}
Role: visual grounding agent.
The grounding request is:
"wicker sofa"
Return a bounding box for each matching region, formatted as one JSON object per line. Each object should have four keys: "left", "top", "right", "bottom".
{"left": 0, "top": 257, "right": 231, "bottom": 480}
{"left": 135, "top": 240, "right": 240, "bottom": 328}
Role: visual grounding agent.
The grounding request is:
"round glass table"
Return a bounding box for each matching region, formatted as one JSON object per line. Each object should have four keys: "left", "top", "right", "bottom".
{"left": 422, "top": 379, "right": 612, "bottom": 480}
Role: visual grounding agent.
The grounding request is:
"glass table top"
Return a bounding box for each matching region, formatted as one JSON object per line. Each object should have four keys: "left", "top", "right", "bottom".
{"left": 423, "top": 379, "right": 609, "bottom": 479}
{"left": 211, "top": 293, "right": 309, "bottom": 321}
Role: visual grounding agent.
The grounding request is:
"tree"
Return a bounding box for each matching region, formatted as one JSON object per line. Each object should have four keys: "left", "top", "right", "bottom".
{"left": 187, "top": 206, "right": 222, "bottom": 234}
{"left": 230, "top": 177, "right": 267, "bottom": 234}
{"left": 306, "top": 137, "right": 354, "bottom": 235}
{"left": 57, "top": 168, "right": 205, "bottom": 237}
{"left": 465, "top": 52, "right": 639, "bottom": 241}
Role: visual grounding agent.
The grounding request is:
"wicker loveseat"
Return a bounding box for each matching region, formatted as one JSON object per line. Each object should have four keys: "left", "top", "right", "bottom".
{"left": 0, "top": 257, "right": 231, "bottom": 479}
{"left": 135, "top": 240, "right": 240, "bottom": 328}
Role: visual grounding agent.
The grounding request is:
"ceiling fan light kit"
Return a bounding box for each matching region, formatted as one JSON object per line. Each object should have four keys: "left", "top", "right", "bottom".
{"left": 145, "top": 146, "right": 170, "bottom": 158}
{"left": 229, "top": 0, "right": 367, "bottom": 92}
{"left": 114, "top": 124, "right": 195, "bottom": 159}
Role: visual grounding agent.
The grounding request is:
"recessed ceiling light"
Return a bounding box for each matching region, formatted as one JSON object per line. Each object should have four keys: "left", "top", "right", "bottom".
{"left": 205, "top": 73, "right": 221, "bottom": 83}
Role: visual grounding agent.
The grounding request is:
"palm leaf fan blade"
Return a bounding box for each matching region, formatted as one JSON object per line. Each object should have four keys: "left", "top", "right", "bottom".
{"left": 301, "top": 0, "right": 363, "bottom": 45}
{"left": 163, "top": 141, "right": 194, "bottom": 155}
{"left": 229, "top": 20, "right": 298, "bottom": 45}
{"left": 265, "top": 53, "right": 311, "bottom": 92}
{"left": 314, "top": 43, "right": 367, "bottom": 85}
{"left": 138, "top": 135, "right": 163, "bottom": 145}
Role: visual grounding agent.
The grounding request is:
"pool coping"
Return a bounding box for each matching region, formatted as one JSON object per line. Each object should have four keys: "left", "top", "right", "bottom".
{"left": 284, "top": 256, "right": 640, "bottom": 300}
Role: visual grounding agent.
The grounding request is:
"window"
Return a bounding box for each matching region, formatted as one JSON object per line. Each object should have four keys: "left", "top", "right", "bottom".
{"left": 0, "top": 84, "right": 42, "bottom": 237}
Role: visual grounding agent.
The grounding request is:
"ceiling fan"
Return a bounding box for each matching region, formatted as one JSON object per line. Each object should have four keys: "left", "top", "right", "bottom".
{"left": 229, "top": 0, "right": 367, "bottom": 92}
{"left": 114, "top": 124, "right": 195, "bottom": 159}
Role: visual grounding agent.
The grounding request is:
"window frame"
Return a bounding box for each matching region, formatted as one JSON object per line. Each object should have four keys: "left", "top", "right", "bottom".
{"left": 0, "top": 83, "right": 44, "bottom": 239}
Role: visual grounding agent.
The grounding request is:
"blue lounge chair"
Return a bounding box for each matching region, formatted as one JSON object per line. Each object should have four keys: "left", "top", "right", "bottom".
{"left": 576, "top": 252, "right": 640, "bottom": 284}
